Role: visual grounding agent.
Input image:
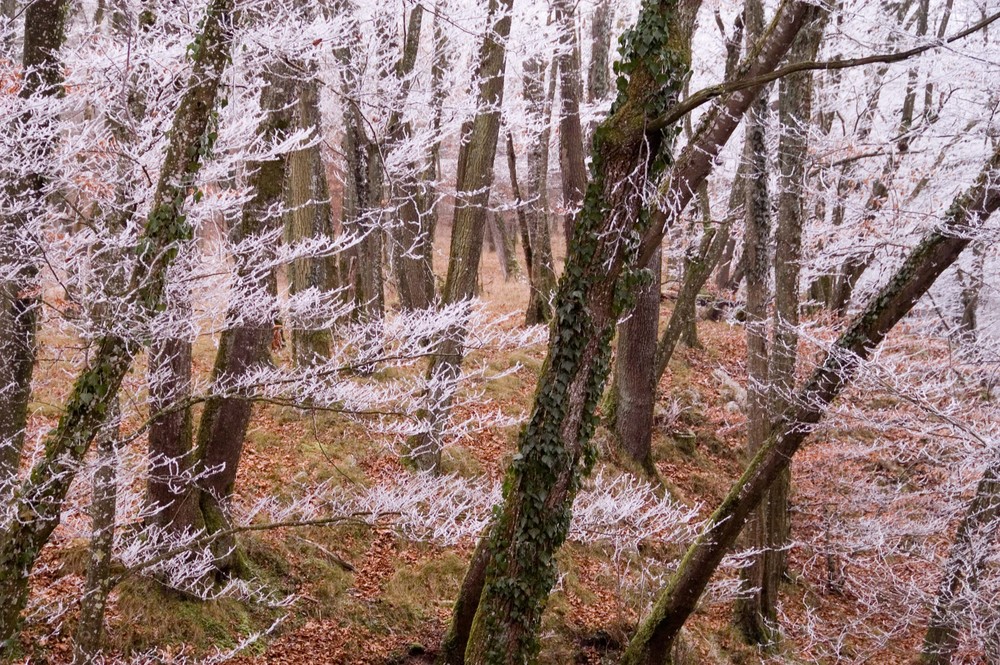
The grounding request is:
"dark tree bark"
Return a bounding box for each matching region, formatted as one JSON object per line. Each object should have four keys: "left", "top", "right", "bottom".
{"left": 621, "top": 141, "right": 1000, "bottom": 665}
{"left": 389, "top": 4, "right": 442, "bottom": 312}
{"left": 732, "top": 0, "right": 777, "bottom": 644}
{"left": 0, "top": 0, "right": 70, "bottom": 486}
{"left": 0, "top": 0, "right": 236, "bottom": 648}
{"left": 554, "top": 0, "right": 588, "bottom": 249}
{"left": 406, "top": 0, "right": 514, "bottom": 471}
{"left": 955, "top": 241, "right": 984, "bottom": 342}
{"left": 71, "top": 399, "right": 120, "bottom": 665}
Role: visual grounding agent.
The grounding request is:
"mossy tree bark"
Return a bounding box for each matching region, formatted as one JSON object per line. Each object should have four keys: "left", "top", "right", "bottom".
{"left": 621, "top": 141, "right": 1000, "bottom": 665}
{"left": 445, "top": 2, "right": 699, "bottom": 662}
{"left": 0, "top": 0, "right": 70, "bottom": 486}
{"left": 406, "top": 0, "right": 513, "bottom": 471}
{"left": 0, "top": 0, "right": 236, "bottom": 649}
{"left": 587, "top": 0, "right": 612, "bottom": 104}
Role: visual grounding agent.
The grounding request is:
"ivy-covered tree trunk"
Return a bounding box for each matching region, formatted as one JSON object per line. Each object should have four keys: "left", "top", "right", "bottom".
{"left": 621, "top": 141, "right": 1000, "bottom": 665}
{"left": 554, "top": 0, "right": 588, "bottom": 249}
{"left": 286, "top": 76, "right": 336, "bottom": 366}
{"left": 451, "top": 2, "right": 697, "bottom": 662}
{"left": 0, "top": 0, "right": 70, "bottom": 486}
{"left": 522, "top": 54, "right": 557, "bottom": 325}
{"left": 189, "top": 71, "right": 297, "bottom": 570}
{"left": 406, "top": 0, "right": 513, "bottom": 471}
{"left": 0, "top": 0, "right": 235, "bottom": 649}
{"left": 71, "top": 399, "right": 120, "bottom": 665}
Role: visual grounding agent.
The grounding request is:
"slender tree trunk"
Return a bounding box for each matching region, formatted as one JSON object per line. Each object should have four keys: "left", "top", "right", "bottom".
{"left": 452, "top": 3, "right": 700, "bottom": 662}
{"left": 522, "top": 55, "right": 557, "bottom": 325}
{"left": 406, "top": 0, "right": 513, "bottom": 471}
{"left": 286, "top": 77, "right": 336, "bottom": 366}
{"left": 0, "top": 0, "right": 236, "bottom": 648}
{"left": 955, "top": 241, "right": 984, "bottom": 342}
{"left": 487, "top": 211, "right": 519, "bottom": 281}
{"left": 917, "top": 452, "right": 1000, "bottom": 665}
{"left": 71, "top": 399, "right": 120, "bottom": 665}
{"left": 554, "top": 0, "right": 587, "bottom": 250}
{"left": 621, "top": 141, "right": 1000, "bottom": 665}
{"left": 587, "top": 0, "right": 611, "bottom": 104}
{"left": 732, "top": 0, "right": 776, "bottom": 641}
{"left": 0, "top": 0, "right": 70, "bottom": 487}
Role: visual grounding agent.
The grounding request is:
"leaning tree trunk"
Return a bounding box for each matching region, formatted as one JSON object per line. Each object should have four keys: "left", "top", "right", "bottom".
{"left": 71, "top": 398, "right": 121, "bottom": 665}
{"left": 917, "top": 451, "right": 1000, "bottom": 665}
{"left": 554, "top": 0, "right": 588, "bottom": 250}
{"left": 621, "top": 140, "right": 1000, "bottom": 665}
{"left": 406, "top": 0, "right": 513, "bottom": 471}
{"left": 0, "top": 0, "right": 70, "bottom": 486}
{"left": 0, "top": 0, "right": 236, "bottom": 649}
{"left": 188, "top": 70, "right": 298, "bottom": 572}
{"left": 451, "top": 2, "right": 699, "bottom": 662}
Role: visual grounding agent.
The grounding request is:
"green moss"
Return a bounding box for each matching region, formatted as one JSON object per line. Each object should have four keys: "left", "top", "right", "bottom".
{"left": 381, "top": 551, "right": 466, "bottom": 624}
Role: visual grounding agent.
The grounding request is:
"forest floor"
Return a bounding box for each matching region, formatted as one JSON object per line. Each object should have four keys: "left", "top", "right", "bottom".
{"left": 14, "top": 228, "right": 963, "bottom": 664}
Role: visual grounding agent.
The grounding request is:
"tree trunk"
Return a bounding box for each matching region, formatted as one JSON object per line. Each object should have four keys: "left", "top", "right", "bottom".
{"left": 522, "top": 54, "right": 557, "bottom": 325}
{"left": 146, "top": 328, "right": 199, "bottom": 533}
{"left": 732, "top": 0, "right": 775, "bottom": 641}
{"left": 917, "top": 452, "right": 1000, "bottom": 665}
{"left": 187, "top": 70, "right": 297, "bottom": 571}
{"left": 621, "top": 140, "right": 1000, "bottom": 665}
{"left": 0, "top": 0, "right": 236, "bottom": 648}
{"left": 587, "top": 0, "right": 612, "bottom": 104}
{"left": 452, "top": 3, "right": 700, "bottom": 662}
{"left": 0, "top": 0, "right": 70, "bottom": 486}
{"left": 487, "top": 212, "right": 519, "bottom": 281}
{"left": 554, "top": 0, "right": 588, "bottom": 250}
{"left": 606, "top": 247, "right": 662, "bottom": 475}
{"left": 406, "top": 0, "right": 513, "bottom": 471}
{"left": 71, "top": 399, "right": 120, "bottom": 665}
{"left": 286, "top": 77, "right": 336, "bottom": 366}
{"left": 955, "top": 241, "right": 984, "bottom": 343}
